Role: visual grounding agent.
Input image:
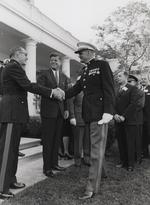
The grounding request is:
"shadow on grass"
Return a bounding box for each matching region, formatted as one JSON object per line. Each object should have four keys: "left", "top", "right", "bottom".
{"left": 2, "top": 143, "right": 150, "bottom": 205}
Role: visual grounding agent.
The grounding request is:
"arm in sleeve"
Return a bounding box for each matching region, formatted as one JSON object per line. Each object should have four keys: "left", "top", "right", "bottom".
{"left": 8, "top": 65, "right": 52, "bottom": 97}
{"left": 65, "top": 78, "right": 82, "bottom": 99}
{"left": 101, "top": 61, "right": 116, "bottom": 115}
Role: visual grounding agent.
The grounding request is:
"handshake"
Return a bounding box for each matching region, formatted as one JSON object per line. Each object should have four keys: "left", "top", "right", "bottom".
{"left": 52, "top": 88, "right": 65, "bottom": 101}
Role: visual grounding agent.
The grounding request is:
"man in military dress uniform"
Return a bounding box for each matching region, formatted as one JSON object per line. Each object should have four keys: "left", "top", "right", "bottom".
{"left": 65, "top": 42, "right": 115, "bottom": 199}
{"left": 0, "top": 47, "right": 64, "bottom": 198}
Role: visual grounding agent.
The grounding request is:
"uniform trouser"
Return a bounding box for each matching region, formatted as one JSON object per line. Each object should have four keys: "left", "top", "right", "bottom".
{"left": 86, "top": 122, "right": 108, "bottom": 194}
{"left": 41, "top": 116, "right": 63, "bottom": 172}
{"left": 0, "top": 123, "right": 23, "bottom": 193}
{"left": 73, "top": 124, "right": 90, "bottom": 163}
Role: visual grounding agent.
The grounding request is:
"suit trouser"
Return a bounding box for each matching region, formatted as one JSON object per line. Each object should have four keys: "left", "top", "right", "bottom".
{"left": 116, "top": 123, "right": 137, "bottom": 167}
{"left": 116, "top": 123, "right": 127, "bottom": 166}
{"left": 73, "top": 124, "right": 90, "bottom": 163}
{"left": 135, "top": 124, "right": 142, "bottom": 161}
{"left": 41, "top": 116, "right": 63, "bottom": 171}
{"left": 0, "top": 123, "right": 23, "bottom": 193}
{"left": 86, "top": 122, "right": 108, "bottom": 193}
{"left": 142, "top": 122, "right": 150, "bottom": 156}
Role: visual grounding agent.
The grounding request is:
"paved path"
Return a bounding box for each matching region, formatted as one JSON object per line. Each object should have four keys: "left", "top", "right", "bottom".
{"left": 0, "top": 156, "right": 74, "bottom": 204}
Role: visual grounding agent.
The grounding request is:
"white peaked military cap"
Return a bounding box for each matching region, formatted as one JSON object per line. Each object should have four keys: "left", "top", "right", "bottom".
{"left": 75, "top": 42, "right": 97, "bottom": 53}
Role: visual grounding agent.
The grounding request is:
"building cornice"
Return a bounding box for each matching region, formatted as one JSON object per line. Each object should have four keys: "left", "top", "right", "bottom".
{"left": 0, "top": 0, "right": 79, "bottom": 52}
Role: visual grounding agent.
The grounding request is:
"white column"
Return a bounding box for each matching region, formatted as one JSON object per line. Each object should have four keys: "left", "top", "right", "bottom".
{"left": 24, "top": 38, "right": 37, "bottom": 116}
{"left": 62, "top": 56, "right": 70, "bottom": 78}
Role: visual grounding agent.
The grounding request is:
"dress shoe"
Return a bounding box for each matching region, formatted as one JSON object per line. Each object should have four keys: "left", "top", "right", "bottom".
{"left": 64, "top": 153, "right": 73, "bottom": 160}
{"left": 10, "top": 182, "right": 26, "bottom": 189}
{"left": 137, "top": 158, "right": 142, "bottom": 164}
{"left": 79, "top": 191, "right": 94, "bottom": 200}
{"left": 0, "top": 191, "right": 14, "bottom": 199}
{"left": 83, "top": 158, "right": 90, "bottom": 166}
{"left": 44, "top": 170, "right": 55, "bottom": 177}
{"left": 127, "top": 166, "right": 134, "bottom": 172}
{"left": 116, "top": 162, "right": 127, "bottom": 168}
{"left": 52, "top": 165, "right": 66, "bottom": 171}
{"left": 18, "top": 151, "right": 25, "bottom": 157}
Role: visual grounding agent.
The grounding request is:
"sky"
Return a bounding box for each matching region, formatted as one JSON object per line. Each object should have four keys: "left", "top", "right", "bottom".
{"left": 35, "top": 0, "right": 150, "bottom": 42}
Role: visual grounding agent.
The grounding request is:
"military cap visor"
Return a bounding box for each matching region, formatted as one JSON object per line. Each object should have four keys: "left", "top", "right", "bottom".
{"left": 75, "top": 42, "right": 97, "bottom": 54}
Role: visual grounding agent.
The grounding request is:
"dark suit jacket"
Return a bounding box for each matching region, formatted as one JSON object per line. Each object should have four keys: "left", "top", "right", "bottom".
{"left": 135, "top": 89, "right": 145, "bottom": 125}
{"left": 69, "top": 91, "right": 85, "bottom": 126}
{"left": 37, "top": 69, "right": 70, "bottom": 118}
{"left": 115, "top": 84, "right": 142, "bottom": 124}
{"left": 0, "top": 59, "right": 52, "bottom": 123}
{"left": 143, "top": 85, "right": 150, "bottom": 122}
{"left": 66, "top": 59, "right": 115, "bottom": 123}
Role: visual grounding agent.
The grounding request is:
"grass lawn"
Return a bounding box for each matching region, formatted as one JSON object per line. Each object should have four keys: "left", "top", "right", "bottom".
{"left": 2, "top": 142, "right": 150, "bottom": 205}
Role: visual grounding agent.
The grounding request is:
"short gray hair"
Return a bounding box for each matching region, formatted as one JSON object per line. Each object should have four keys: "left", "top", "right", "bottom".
{"left": 9, "top": 46, "right": 25, "bottom": 58}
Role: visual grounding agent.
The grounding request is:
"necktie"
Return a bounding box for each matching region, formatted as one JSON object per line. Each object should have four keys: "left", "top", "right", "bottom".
{"left": 55, "top": 70, "right": 59, "bottom": 86}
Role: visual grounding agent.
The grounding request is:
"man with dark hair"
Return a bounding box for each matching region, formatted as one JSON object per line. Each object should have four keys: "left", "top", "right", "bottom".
{"left": 114, "top": 71, "right": 141, "bottom": 171}
{"left": 37, "top": 52, "right": 70, "bottom": 177}
{"left": 65, "top": 42, "right": 115, "bottom": 199}
{"left": 0, "top": 47, "right": 64, "bottom": 198}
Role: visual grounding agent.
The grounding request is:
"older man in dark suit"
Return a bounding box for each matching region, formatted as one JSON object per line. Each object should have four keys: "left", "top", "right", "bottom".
{"left": 65, "top": 42, "right": 115, "bottom": 199}
{"left": 127, "top": 74, "right": 145, "bottom": 163}
{"left": 37, "top": 52, "right": 70, "bottom": 177}
{"left": 114, "top": 71, "right": 142, "bottom": 171}
{"left": 0, "top": 47, "right": 64, "bottom": 199}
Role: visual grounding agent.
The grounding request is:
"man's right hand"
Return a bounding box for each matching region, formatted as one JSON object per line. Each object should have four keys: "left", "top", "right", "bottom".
{"left": 114, "top": 114, "right": 125, "bottom": 123}
{"left": 52, "top": 88, "right": 65, "bottom": 101}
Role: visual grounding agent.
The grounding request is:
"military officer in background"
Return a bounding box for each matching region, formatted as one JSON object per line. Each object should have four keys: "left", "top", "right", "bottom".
{"left": 141, "top": 75, "right": 150, "bottom": 158}
{"left": 65, "top": 42, "right": 115, "bottom": 199}
{"left": 0, "top": 46, "right": 64, "bottom": 198}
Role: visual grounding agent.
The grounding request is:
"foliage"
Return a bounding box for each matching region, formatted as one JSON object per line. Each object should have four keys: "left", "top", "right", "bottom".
{"left": 93, "top": 1, "right": 150, "bottom": 72}
{"left": 21, "top": 116, "right": 42, "bottom": 139}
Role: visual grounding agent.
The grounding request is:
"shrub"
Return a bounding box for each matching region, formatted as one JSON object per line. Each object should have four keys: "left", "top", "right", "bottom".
{"left": 22, "top": 116, "right": 42, "bottom": 139}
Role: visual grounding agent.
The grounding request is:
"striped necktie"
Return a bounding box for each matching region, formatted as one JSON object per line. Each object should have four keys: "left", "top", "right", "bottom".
{"left": 55, "top": 70, "right": 59, "bottom": 86}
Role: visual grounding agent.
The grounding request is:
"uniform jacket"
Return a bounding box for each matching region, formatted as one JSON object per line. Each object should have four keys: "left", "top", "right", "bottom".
{"left": 65, "top": 59, "right": 115, "bottom": 123}
{"left": 69, "top": 91, "right": 85, "bottom": 126}
{"left": 143, "top": 85, "right": 150, "bottom": 122}
{"left": 115, "top": 84, "right": 142, "bottom": 124}
{"left": 37, "top": 69, "right": 70, "bottom": 118}
{"left": 0, "top": 59, "right": 52, "bottom": 123}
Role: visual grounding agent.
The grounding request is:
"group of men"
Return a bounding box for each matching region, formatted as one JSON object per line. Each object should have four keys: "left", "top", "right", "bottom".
{"left": 115, "top": 71, "right": 150, "bottom": 172}
{"left": 0, "top": 41, "right": 150, "bottom": 201}
{"left": 4, "top": 39, "right": 150, "bottom": 202}
{"left": 0, "top": 41, "right": 115, "bottom": 200}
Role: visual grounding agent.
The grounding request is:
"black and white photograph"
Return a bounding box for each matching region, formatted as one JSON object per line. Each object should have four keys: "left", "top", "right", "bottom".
{"left": 0, "top": 0, "right": 150, "bottom": 204}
